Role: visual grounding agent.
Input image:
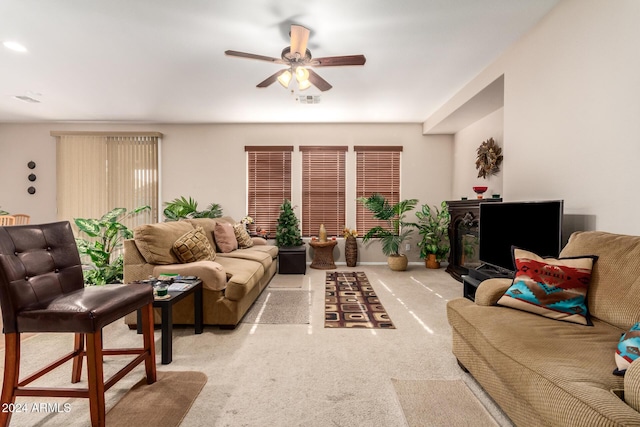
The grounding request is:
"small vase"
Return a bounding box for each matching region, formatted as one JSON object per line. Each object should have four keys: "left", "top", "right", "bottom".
{"left": 319, "top": 224, "right": 327, "bottom": 242}
{"left": 345, "top": 235, "right": 357, "bottom": 267}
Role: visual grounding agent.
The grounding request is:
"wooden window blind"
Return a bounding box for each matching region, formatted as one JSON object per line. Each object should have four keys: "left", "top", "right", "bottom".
{"left": 355, "top": 146, "right": 402, "bottom": 234}
{"left": 246, "top": 146, "right": 293, "bottom": 235}
{"left": 301, "top": 146, "right": 347, "bottom": 237}
{"left": 54, "top": 132, "right": 160, "bottom": 234}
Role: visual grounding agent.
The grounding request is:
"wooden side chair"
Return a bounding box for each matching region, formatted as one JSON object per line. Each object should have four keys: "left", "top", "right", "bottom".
{"left": 0, "top": 216, "right": 15, "bottom": 226}
{"left": 10, "top": 214, "right": 30, "bottom": 225}
{"left": 0, "top": 221, "right": 157, "bottom": 427}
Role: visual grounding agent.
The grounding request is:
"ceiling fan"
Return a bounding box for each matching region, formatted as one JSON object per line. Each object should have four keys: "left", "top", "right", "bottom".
{"left": 225, "top": 24, "right": 366, "bottom": 92}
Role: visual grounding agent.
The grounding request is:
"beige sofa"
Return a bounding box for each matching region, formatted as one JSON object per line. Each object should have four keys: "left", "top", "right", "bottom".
{"left": 123, "top": 216, "right": 277, "bottom": 327}
{"left": 447, "top": 231, "right": 640, "bottom": 426}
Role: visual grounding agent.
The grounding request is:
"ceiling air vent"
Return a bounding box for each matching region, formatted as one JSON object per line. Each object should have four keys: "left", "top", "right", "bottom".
{"left": 14, "top": 95, "right": 41, "bottom": 103}
{"left": 297, "top": 94, "right": 321, "bottom": 104}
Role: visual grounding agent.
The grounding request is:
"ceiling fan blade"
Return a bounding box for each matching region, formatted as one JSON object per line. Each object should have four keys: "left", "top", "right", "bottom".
{"left": 289, "top": 25, "right": 310, "bottom": 58}
{"left": 307, "top": 69, "right": 333, "bottom": 92}
{"left": 225, "top": 50, "right": 285, "bottom": 64}
{"left": 257, "top": 69, "right": 289, "bottom": 88}
{"left": 311, "top": 55, "right": 367, "bottom": 67}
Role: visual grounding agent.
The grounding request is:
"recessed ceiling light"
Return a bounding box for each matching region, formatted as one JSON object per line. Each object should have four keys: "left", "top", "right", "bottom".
{"left": 3, "top": 41, "right": 27, "bottom": 53}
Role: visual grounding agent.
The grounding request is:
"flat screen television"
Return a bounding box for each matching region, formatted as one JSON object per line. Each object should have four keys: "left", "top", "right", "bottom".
{"left": 478, "top": 200, "right": 563, "bottom": 274}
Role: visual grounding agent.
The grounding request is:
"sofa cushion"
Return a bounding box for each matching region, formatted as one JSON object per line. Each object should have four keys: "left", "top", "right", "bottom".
{"left": 244, "top": 244, "right": 278, "bottom": 259}
{"left": 214, "top": 222, "right": 238, "bottom": 253}
{"left": 134, "top": 221, "right": 195, "bottom": 265}
{"left": 497, "top": 248, "right": 596, "bottom": 326}
{"left": 217, "top": 249, "right": 272, "bottom": 271}
{"left": 153, "top": 261, "right": 227, "bottom": 291}
{"left": 615, "top": 322, "right": 640, "bottom": 376}
{"left": 214, "top": 257, "right": 264, "bottom": 301}
{"left": 560, "top": 231, "right": 640, "bottom": 329}
{"left": 172, "top": 226, "right": 216, "bottom": 263}
{"left": 233, "top": 223, "right": 254, "bottom": 249}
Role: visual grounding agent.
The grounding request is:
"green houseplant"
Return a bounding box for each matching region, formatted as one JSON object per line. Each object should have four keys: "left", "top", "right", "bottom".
{"left": 275, "top": 199, "right": 303, "bottom": 247}
{"left": 163, "top": 196, "right": 223, "bottom": 221}
{"left": 75, "top": 206, "right": 150, "bottom": 285}
{"left": 415, "top": 201, "right": 451, "bottom": 268}
{"left": 357, "top": 193, "right": 418, "bottom": 271}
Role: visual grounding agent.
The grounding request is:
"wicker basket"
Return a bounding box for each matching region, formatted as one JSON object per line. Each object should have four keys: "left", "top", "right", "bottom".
{"left": 345, "top": 236, "right": 358, "bottom": 267}
{"left": 387, "top": 254, "right": 408, "bottom": 271}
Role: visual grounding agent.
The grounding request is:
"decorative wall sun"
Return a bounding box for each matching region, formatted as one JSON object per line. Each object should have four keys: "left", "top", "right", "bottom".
{"left": 475, "top": 138, "right": 503, "bottom": 179}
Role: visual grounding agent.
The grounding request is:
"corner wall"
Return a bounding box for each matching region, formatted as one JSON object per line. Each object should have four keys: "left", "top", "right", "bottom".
{"left": 425, "top": 0, "right": 640, "bottom": 235}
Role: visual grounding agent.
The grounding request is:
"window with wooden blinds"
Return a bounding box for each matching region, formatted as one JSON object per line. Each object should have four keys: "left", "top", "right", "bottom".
{"left": 355, "top": 146, "right": 402, "bottom": 234}
{"left": 246, "top": 146, "right": 293, "bottom": 235}
{"left": 301, "top": 146, "right": 347, "bottom": 237}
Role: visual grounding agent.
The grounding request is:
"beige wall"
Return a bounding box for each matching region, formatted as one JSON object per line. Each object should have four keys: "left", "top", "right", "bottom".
{"left": 0, "top": 122, "right": 453, "bottom": 263}
{"left": 425, "top": 0, "right": 640, "bottom": 235}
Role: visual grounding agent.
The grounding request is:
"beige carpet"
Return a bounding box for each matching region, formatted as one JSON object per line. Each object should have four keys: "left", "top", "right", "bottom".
{"left": 241, "top": 290, "right": 312, "bottom": 324}
{"left": 107, "top": 371, "right": 207, "bottom": 427}
{"left": 392, "top": 378, "right": 499, "bottom": 427}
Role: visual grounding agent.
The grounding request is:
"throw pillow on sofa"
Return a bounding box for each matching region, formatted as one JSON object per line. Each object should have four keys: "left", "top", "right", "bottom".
{"left": 233, "top": 223, "right": 254, "bottom": 249}
{"left": 497, "top": 247, "right": 597, "bottom": 326}
{"left": 172, "top": 226, "right": 216, "bottom": 263}
{"left": 214, "top": 221, "right": 238, "bottom": 253}
{"left": 614, "top": 322, "right": 640, "bottom": 376}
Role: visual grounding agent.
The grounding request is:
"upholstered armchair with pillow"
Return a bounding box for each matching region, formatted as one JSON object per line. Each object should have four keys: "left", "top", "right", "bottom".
{"left": 447, "top": 231, "right": 640, "bottom": 426}
{"left": 123, "top": 217, "right": 277, "bottom": 327}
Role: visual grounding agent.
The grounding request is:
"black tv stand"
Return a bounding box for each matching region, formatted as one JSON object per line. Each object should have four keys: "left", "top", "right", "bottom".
{"left": 462, "top": 264, "right": 513, "bottom": 301}
{"left": 469, "top": 263, "right": 513, "bottom": 281}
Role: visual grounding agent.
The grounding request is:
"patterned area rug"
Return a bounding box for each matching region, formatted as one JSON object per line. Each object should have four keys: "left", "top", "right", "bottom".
{"left": 325, "top": 271, "right": 395, "bottom": 328}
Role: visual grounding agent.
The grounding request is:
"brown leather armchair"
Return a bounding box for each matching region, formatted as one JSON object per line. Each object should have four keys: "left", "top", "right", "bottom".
{"left": 0, "top": 221, "right": 156, "bottom": 427}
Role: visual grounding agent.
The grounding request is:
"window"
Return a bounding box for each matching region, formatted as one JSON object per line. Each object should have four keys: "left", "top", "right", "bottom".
{"left": 355, "top": 146, "right": 402, "bottom": 233}
{"left": 246, "top": 146, "right": 293, "bottom": 234}
{"left": 53, "top": 132, "right": 160, "bottom": 229}
{"left": 300, "top": 146, "right": 347, "bottom": 237}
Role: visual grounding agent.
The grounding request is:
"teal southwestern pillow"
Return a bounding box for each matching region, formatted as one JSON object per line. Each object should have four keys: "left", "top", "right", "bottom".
{"left": 614, "top": 322, "right": 640, "bottom": 376}
{"left": 497, "top": 247, "right": 597, "bottom": 326}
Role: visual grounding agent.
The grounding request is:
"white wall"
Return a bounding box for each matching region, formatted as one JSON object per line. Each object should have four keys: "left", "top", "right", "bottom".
{"left": 452, "top": 108, "right": 504, "bottom": 199}
{"left": 0, "top": 122, "right": 453, "bottom": 263}
{"left": 425, "top": 0, "right": 640, "bottom": 235}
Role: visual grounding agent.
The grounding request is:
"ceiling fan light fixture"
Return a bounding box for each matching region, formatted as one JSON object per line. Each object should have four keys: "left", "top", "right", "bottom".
{"left": 298, "top": 79, "right": 311, "bottom": 91}
{"left": 277, "top": 70, "right": 292, "bottom": 88}
{"left": 295, "top": 66, "right": 309, "bottom": 82}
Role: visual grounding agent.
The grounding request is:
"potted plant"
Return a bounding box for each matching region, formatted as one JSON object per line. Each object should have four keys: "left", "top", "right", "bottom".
{"left": 415, "top": 201, "right": 451, "bottom": 269}
{"left": 74, "top": 206, "right": 150, "bottom": 285}
{"left": 357, "top": 193, "right": 418, "bottom": 271}
{"left": 163, "top": 196, "right": 223, "bottom": 221}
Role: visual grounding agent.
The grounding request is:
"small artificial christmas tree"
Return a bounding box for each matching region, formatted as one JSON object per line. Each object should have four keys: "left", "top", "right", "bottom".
{"left": 275, "top": 199, "right": 303, "bottom": 247}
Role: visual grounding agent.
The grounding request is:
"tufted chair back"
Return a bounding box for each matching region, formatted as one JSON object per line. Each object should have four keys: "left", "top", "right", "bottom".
{"left": 0, "top": 221, "right": 84, "bottom": 333}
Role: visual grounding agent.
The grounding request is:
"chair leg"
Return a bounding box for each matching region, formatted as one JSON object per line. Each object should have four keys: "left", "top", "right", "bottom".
{"left": 71, "top": 333, "right": 85, "bottom": 383}
{"left": 141, "top": 303, "right": 157, "bottom": 384}
{"left": 86, "top": 331, "right": 105, "bottom": 427}
{"left": 0, "top": 333, "right": 19, "bottom": 427}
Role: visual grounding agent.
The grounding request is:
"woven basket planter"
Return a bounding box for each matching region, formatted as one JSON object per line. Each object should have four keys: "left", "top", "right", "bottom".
{"left": 345, "top": 236, "right": 358, "bottom": 267}
{"left": 387, "top": 254, "right": 408, "bottom": 271}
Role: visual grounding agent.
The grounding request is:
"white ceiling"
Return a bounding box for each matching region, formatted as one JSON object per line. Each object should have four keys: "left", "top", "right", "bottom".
{"left": 0, "top": 0, "right": 558, "bottom": 124}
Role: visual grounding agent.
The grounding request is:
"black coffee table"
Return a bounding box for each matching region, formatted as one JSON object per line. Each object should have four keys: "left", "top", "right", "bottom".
{"left": 137, "top": 279, "right": 203, "bottom": 364}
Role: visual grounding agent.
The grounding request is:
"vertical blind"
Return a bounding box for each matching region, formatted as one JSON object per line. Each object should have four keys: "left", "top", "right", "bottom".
{"left": 245, "top": 146, "right": 293, "bottom": 235}
{"left": 355, "top": 146, "right": 402, "bottom": 234}
{"left": 301, "top": 146, "right": 347, "bottom": 237}
{"left": 55, "top": 132, "right": 159, "bottom": 232}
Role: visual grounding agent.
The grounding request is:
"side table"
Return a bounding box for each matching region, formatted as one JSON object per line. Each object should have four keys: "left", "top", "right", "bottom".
{"left": 278, "top": 245, "right": 307, "bottom": 274}
{"left": 137, "top": 279, "right": 203, "bottom": 364}
{"left": 309, "top": 240, "right": 338, "bottom": 269}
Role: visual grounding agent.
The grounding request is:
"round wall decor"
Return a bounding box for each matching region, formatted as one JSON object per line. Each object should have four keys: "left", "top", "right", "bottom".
{"left": 475, "top": 138, "right": 503, "bottom": 179}
{"left": 28, "top": 186, "right": 36, "bottom": 195}
{"left": 27, "top": 161, "right": 36, "bottom": 169}
{"left": 28, "top": 173, "right": 37, "bottom": 182}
